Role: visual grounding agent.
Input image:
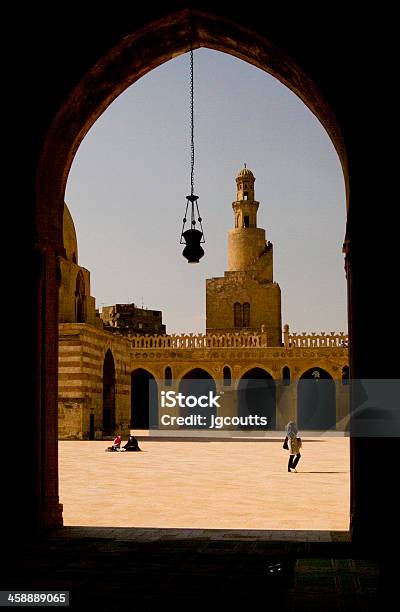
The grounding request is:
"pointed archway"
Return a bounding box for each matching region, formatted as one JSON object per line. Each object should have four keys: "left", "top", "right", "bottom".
{"left": 179, "top": 368, "right": 216, "bottom": 429}
{"left": 297, "top": 367, "right": 336, "bottom": 431}
{"left": 131, "top": 368, "right": 157, "bottom": 429}
{"left": 27, "top": 8, "right": 370, "bottom": 540}
{"left": 238, "top": 367, "right": 276, "bottom": 429}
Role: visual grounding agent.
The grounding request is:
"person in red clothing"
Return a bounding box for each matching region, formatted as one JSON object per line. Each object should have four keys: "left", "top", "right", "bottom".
{"left": 111, "top": 434, "right": 122, "bottom": 451}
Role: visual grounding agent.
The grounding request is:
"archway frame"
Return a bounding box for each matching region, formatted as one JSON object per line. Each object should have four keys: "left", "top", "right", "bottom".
{"left": 235, "top": 364, "right": 275, "bottom": 388}
{"left": 36, "top": 8, "right": 348, "bottom": 256}
{"left": 298, "top": 365, "right": 337, "bottom": 380}
{"left": 131, "top": 366, "right": 159, "bottom": 381}
{"left": 297, "top": 366, "right": 337, "bottom": 431}
{"left": 131, "top": 367, "right": 158, "bottom": 430}
{"left": 33, "top": 8, "right": 350, "bottom": 530}
{"left": 179, "top": 366, "right": 216, "bottom": 383}
{"left": 237, "top": 366, "right": 277, "bottom": 430}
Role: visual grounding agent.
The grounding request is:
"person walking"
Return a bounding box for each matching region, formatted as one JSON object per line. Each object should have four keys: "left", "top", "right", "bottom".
{"left": 284, "top": 421, "right": 302, "bottom": 472}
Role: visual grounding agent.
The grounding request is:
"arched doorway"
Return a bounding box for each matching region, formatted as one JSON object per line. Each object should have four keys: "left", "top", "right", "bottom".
{"left": 297, "top": 367, "right": 336, "bottom": 430}
{"left": 238, "top": 368, "right": 276, "bottom": 429}
{"left": 27, "top": 9, "right": 361, "bottom": 537}
{"left": 179, "top": 368, "right": 216, "bottom": 429}
{"left": 131, "top": 368, "right": 157, "bottom": 429}
{"left": 102, "top": 349, "right": 116, "bottom": 435}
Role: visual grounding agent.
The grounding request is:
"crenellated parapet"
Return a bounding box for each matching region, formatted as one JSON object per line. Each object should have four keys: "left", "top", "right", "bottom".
{"left": 129, "top": 331, "right": 267, "bottom": 349}
{"left": 283, "top": 324, "right": 348, "bottom": 349}
{"left": 129, "top": 328, "right": 348, "bottom": 352}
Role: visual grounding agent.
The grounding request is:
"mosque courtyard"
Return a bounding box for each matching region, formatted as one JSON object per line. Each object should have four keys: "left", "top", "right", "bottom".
{"left": 59, "top": 435, "right": 349, "bottom": 532}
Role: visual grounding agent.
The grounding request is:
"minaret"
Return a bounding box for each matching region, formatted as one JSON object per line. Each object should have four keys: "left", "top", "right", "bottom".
{"left": 206, "top": 167, "right": 281, "bottom": 345}
{"left": 228, "top": 166, "right": 273, "bottom": 280}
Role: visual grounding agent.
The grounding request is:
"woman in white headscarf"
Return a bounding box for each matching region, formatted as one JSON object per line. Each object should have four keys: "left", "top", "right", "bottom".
{"left": 284, "top": 421, "right": 302, "bottom": 472}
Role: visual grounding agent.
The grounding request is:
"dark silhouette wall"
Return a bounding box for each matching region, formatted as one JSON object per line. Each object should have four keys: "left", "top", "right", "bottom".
{"left": 17, "top": 4, "right": 396, "bottom": 553}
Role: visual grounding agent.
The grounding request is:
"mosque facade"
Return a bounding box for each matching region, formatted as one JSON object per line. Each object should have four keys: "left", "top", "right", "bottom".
{"left": 58, "top": 168, "right": 349, "bottom": 439}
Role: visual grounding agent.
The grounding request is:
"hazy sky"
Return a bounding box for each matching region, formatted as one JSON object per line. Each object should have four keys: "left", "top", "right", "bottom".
{"left": 66, "top": 49, "right": 347, "bottom": 335}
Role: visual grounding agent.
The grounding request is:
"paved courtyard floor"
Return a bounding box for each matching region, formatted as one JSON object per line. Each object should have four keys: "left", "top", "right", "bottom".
{"left": 59, "top": 436, "right": 350, "bottom": 531}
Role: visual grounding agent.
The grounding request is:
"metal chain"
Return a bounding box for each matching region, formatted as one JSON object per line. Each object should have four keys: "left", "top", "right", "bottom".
{"left": 190, "top": 46, "right": 195, "bottom": 197}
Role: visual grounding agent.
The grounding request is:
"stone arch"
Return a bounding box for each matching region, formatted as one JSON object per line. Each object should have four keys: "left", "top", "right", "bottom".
{"left": 75, "top": 270, "right": 86, "bottom": 323}
{"left": 238, "top": 367, "right": 276, "bottom": 430}
{"left": 235, "top": 363, "right": 274, "bottom": 383}
{"left": 297, "top": 367, "right": 336, "bottom": 431}
{"left": 29, "top": 9, "right": 354, "bottom": 532}
{"left": 298, "top": 364, "right": 336, "bottom": 380}
{"left": 102, "top": 349, "right": 116, "bottom": 435}
{"left": 131, "top": 368, "right": 157, "bottom": 430}
{"left": 178, "top": 368, "right": 217, "bottom": 429}
{"left": 36, "top": 11, "right": 348, "bottom": 255}
{"left": 178, "top": 366, "right": 215, "bottom": 381}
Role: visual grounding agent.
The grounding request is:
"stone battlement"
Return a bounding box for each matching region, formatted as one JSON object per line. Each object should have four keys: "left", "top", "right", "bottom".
{"left": 284, "top": 329, "right": 348, "bottom": 349}
{"left": 129, "top": 330, "right": 348, "bottom": 350}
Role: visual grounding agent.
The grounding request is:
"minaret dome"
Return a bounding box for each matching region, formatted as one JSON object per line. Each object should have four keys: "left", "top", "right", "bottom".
{"left": 236, "top": 165, "right": 255, "bottom": 201}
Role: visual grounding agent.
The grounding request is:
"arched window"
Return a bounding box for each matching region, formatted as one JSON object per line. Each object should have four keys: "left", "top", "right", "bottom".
{"left": 165, "top": 366, "right": 172, "bottom": 386}
{"left": 75, "top": 271, "right": 86, "bottom": 322}
{"left": 282, "top": 366, "right": 290, "bottom": 386}
{"left": 244, "top": 214, "right": 249, "bottom": 226}
{"left": 223, "top": 366, "right": 231, "bottom": 386}
{"left": 342, "top": 365, "right": 349, "bottom": 385}
{"left": 243, "top": 302, "right": 250, "bottom": 327}
{"left": 234, "top": 302, "right": 242, "bottom": 327}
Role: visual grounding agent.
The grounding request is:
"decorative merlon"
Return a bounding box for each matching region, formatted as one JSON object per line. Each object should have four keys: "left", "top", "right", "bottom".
{"left": 283, "top": 323, "right": 348, "bottom": 348}
{"left": 129, "top": 328, "right": 348, "bottom": 350}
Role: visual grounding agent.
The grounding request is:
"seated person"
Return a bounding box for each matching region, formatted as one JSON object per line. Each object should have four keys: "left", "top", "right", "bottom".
{"left": 111, "top": 434, "right": 122, "bottom": 451}
{"left": 123, "top": 435, "right": 141, "bottom": 452}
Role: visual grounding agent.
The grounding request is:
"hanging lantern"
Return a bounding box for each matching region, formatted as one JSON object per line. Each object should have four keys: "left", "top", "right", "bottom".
{"left": 179, "top": 34, "right": 205, "bottom": 263}
{"left": 180, "top": 195, "right": 205, "bottom": 263}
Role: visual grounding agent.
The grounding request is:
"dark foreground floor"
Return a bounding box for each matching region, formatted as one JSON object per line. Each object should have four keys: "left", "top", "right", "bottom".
{"left": 3, "top": 530, "right": 382, "bottom": 611}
